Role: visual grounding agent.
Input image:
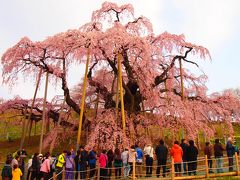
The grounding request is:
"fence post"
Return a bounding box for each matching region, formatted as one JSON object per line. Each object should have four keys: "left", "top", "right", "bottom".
{"left": 62, "top": 167, "right": 65, "bottom": 180}
{"left": 6, "top": 132, "right": 9, "bottom": 140}
{"left": 235, "top": 152, "right": 239, "bottom": 176}
{"left": 53, "top": 172, "right": 56, "bottom": 180}
{"left": 205, "top": 155, "right": 209, "bottom": 178}
{"left": 133, "top": 159, "right": 136, "bottom": 180}
{"left": 97, "top": 163, "right": 100, "bottom": 180}
{"left": 171, "top": 157, "right": 175, "bottom": 180}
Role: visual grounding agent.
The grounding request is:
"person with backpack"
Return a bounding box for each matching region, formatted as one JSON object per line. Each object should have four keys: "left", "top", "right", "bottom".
{"left": 79, "top": 145, "right": 88, "bottom": 179}
{"left": 1, "top": 159, "right": 12, "bottom": 180}
{"left": 40, "top": 152, "right": 51, "bottom": 180}
{"left": 113, "top": 148, "right": 122, "bottom": 179}
{"left": 155, "top": 139, "right": 168, "bottom": 178}
{"left": 12, "top": 164, "right": 22, "bottom": 180}
{"left": 89, "top": 146, "right": 98, "bottom": 179}
{"left": 99, "top": 149, "right": 108, "bottom": 180}
{"left": 56, "top": 150, "right": 67, "bottom": 180}
{"left": 65, "top": 151, "right": 75, "bottom": 180}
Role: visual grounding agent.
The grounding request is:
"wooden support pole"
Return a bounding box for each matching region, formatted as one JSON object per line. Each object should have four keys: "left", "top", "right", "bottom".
{"left": 97, "top": 163, "right": 100, "bottom": 180}
{"left": 39, "top": 71, "right": 49, "bottom": 154}
{"left": 235, "top": 152, "right": 239, "bottom": 176}
{"left": 20, "top": 114, "right": 26, "bottom": 149}
{"left": 133, "top": 159, "right": 136, "bottom": 180}
{"left": 171, "top": 157, "right": 175, "bottom": 180}
{"left": 53, "top": 172, "right": 56, "bottom": 180}
{"left": 117, "top": 53, "right": 126, "bottom": 136}
{"left": 49, "top": 96, "right": 66, "bottom": 154}
{"left": 164, "top": 80, "right": 170, "bottom": 104}
{"left": 205, "top": 155, "right": 209, "bottom": 178}
{"left": 27, "top": 69, "right": 43, "bottom": 143}
{"left": 115, "top": 75, "right": 119, "bottom": 120}
{"left": 57, "top": 96, "right": 66, "bottom": 127}
{"left": 34, "top": 121, "right": 37, "bottom": 136}
{"left": 179, "top": 58, "right": 184, "bottom": 101}
{"left": 76, "top": 48, "right": 90, "bottom": 149}
{"left": 21, "top": 69, "right": 42, "bottom": 148}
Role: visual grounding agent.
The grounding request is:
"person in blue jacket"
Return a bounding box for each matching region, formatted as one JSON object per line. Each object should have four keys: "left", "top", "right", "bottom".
{"left": 226, "top": 137, "right": 235, "bottom": 172}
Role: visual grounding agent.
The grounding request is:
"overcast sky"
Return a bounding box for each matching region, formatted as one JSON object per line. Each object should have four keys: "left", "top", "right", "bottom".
{"left": 1, "top": 0, "right": 240, "bottom": 100}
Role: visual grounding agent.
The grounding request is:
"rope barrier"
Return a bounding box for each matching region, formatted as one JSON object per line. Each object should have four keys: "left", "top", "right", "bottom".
{"left": 64, "top": 167, "right": 98, "bottom": 172}
{"left": 48, "top": 169, "right": 63, "bottom": 180}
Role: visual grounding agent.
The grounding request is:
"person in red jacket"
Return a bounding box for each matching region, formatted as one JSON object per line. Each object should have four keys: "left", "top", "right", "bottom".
{"left": 170, "top": 141, "right": 183, "bottom": 177}
{"left": 99, "top": 150, "right": 108, "bottom": 180}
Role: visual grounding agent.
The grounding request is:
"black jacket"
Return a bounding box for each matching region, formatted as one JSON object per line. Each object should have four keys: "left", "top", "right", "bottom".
{"left": 31, "top": 157, "right": 40, "bottom": 171}
{"left": 186, "top": 145, "right": 198, "bottom": 161}
{"left": 180, "top": 143, "right": 188, "bottom": 160}
{"left": 214, "top": 143, "right": 224, "bottom": 157}
{"left": 155, "top": 144, "right": 168, "bottom": 160}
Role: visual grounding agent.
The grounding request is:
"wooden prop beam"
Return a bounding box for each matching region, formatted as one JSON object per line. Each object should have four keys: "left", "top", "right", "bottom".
{"left": 39, "top": 71, "right": 49, "bottom": 154}
{"left": 49, "top": 95, "right": 66, "bottom": 154}
{"left": 179, "top": 58, "right": 184, "bottom": 100}
{"left": 76, "top": 48, "right": 90, "bottom": 150}
{"left": 117, "top": 53, "right": 126, "bottom": 135}
{"left": 20, "top": 68, "right": 42, "bottom": 149}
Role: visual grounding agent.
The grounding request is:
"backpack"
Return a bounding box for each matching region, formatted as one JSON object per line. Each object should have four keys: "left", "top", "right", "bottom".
{"left": 1, "top": 165, "right": 12, "bottom": 178}
{"left": 50, "top": 157, "right": 57, "bottom": 171}
{"left": 65, "top": 157, "right": 74, "bottom": 169}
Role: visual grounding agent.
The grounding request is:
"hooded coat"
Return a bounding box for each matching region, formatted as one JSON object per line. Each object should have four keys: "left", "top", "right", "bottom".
{"left": 170, "top": 144, "right": 183, "bottom": 163}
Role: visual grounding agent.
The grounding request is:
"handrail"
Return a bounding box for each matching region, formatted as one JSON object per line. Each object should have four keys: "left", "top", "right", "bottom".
{"left": 46, "top": 152, "right": 240, "bottom": 180}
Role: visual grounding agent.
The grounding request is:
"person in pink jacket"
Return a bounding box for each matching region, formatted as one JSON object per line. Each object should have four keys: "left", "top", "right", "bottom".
{"left": 170, "top": 141, "right": 183, "bottom": 177}
{"left": 40, "top": 152, "right": 51, "bottom": 180}
{"left": 99, "top": 149, "right": 108, "bottom": 180}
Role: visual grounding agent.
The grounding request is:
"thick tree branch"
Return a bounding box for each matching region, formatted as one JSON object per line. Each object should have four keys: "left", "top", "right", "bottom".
{"left": 154, "top": 47, "right": 193, "bottom": 87}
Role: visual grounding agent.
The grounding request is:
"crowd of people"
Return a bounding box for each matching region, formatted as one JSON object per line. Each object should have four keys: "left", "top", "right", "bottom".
{"left": 1, "top": 137, "right": 239, "bottom": 180}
